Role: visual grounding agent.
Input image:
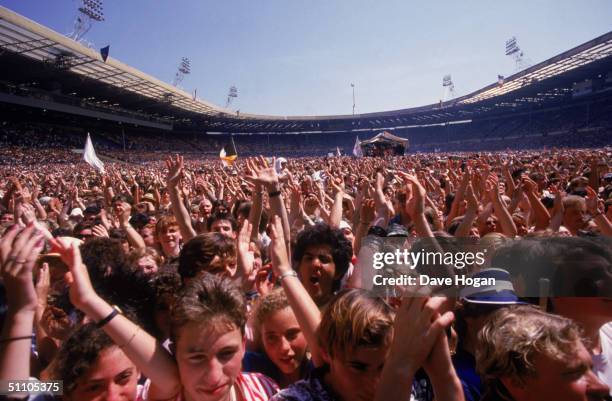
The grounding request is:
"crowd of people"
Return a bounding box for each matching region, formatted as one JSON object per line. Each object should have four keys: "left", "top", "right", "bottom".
{"left": 1, "top": 145, "right": 611, "bottom": 401}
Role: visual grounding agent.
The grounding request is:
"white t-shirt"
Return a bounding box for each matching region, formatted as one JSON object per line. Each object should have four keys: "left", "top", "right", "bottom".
{"left": 593, "top": 323, "right": 612, "bottom": 395}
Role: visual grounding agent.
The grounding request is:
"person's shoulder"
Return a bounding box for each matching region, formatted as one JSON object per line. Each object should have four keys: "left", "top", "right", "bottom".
{"left": 236, "top": 371, "right": 279, "bottom": 399}
{"left": 270, "top": 374, "right": 334, "bottom": 401}
{"left": 601, "top": 323, "right": 612, "bottom": 348}
{"left": 601, "top": 322, "right": 612, "bottom": 337}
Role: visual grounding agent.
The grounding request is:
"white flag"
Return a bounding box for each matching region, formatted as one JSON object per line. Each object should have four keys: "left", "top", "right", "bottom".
{"left": 336, "top": 146, "right": 341, "bottom": 157}
{"left": 352, "top": 136, "right": 363, "bottom": 157}
{"left": 83, "top": 133, "right": 105, "bottom": 173}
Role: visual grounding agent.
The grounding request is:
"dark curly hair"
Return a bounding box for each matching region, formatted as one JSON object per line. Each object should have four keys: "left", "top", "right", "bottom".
{"left": 80, "top": 238, "right": 127, "bottom": 288}
{"left": 292, "top": 223, "right": 353, "bottom": 291}
{"left": 171, "top": 273, "right": 246, "bottom": 343}
{"left": 48, "top": 322, "right": 135, "bottom": 395}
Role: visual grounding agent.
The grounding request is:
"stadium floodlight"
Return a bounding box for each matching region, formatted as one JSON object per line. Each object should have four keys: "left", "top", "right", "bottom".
{"left": 442, "top": 74, "right": 455, "bottom": 101}
{"left": 226, "top": 86, "right": 238, "bottom": 108}
{"left": 68, "top": 0, "right": 105, "bottom": 44}
{"left": 172, "top": 57, "right": 191, "bottom": 87}
{"left": 505, "top": 36, "right": 530, "bottom": 71}
{"left": 505, "top": 37, "right": 519, "bottom": 55}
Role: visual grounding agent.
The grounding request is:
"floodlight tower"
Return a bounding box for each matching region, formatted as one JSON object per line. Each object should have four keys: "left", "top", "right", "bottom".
{"left": 505, "top": 36, "right": 530, "bottom": 71}
{"left": 226, "top": 86, "right": 238, "bottom": 108}
{"left": 69, "top": 0, "right": 105, "bottom": 43}
{"left": 172, "top": 57, "right": 191, "bottom": 87}
{"left": 442, "top": 74, "right": 455, "bottom": 101}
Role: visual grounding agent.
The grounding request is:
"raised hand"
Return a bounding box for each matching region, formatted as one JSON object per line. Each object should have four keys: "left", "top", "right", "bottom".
{"left": 484, "top": 173, "right": 500, "bottom": 202}
{"left": 254, "top": 265, "right": 275, "bottom": 297}
{"left": 49, "top": 237, "right": 97, "bottom": 312}
{"left": 245, "top": 156, "right": 279, "bottom": 190}
{"left": 465, "top": 184, "right": 479, "bottom": 214}
{"left": 0, "top": 224, "right": 46, "bottom": 314}
{"left": 20, "top": 203, "right": 36, "bottom": 226}
{"left": 360, "top": 198, "right": 376, "bottom": 225}
{"left": 551, "top": 188, "right": 566, "bottom": 216}
{"left": 92, "top": 224, "right": 110, "bottom": 238}
{"left": 400, "top": 173, "right": 426, "bottom": 219}
{"left": 329, "top": 176, "right": 345, "bottom": 195}
{"left": 585, "top": 186, "right": 602, "bottom": 215}
{"left": 390, "top": 296, "right": 454, "bottom": 374}
{"left": 165, "top": 154, "right": 184, "bottom": 188}
{"left": 521, "top": 174, "right": 538, "bottom": 194}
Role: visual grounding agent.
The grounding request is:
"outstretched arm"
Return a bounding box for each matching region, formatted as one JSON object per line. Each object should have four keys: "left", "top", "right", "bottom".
{"left": 0, "top": 225, "right": 46, "bottom": 391}
{"left": 166, "top": 155, "right": 197, "bottom": 242}
{"left": 246, "top": 157, "right": 291, "bottom": 258}
{"left": 586, "top": 186, "right": 612, "bottom": 236}
{"left": 269, "top": 216, "right": 324, "bottom": 367}
{"left": 487, "top": 174, "right": 517, "bottom": 237}
{"left": 50, "top": 238, "right": 182, "bottom": 400}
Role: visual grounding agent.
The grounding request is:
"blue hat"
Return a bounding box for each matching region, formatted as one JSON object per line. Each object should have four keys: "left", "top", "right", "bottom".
{"left": 460, "top": 268, "right": 524, "bottom": 305}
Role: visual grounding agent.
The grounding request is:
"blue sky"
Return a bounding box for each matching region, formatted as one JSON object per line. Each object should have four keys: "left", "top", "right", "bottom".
{"left": 2, "top": 0, "right": 611, "bottom": 116}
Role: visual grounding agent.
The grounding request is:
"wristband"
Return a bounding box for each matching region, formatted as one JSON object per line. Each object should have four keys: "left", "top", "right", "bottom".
{"left": 0, "top": 335, "right": 34, "bottom": 344}
{"left": 277, "top": 270, "right": 298, "bottom": 284}
{"left": 96, "top": 306, "right": 121, "bottom": 328}
{"left": 268, "top": 190, "right": 281, "bottom": 198}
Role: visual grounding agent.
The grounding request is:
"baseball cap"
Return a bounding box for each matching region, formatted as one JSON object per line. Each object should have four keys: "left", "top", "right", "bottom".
{"left": 460, "top": 268, "right": 524, "bottom": 305}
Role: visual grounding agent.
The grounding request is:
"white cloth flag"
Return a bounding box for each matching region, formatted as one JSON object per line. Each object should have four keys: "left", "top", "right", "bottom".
{"left": 336, "top": 146, "right": 342, "bottom": 157}
{"left": 83, "top": 133, "right": 105, "bottom": 174}
{"left": 353, "top": 136, "right": 363, "bottom": 157}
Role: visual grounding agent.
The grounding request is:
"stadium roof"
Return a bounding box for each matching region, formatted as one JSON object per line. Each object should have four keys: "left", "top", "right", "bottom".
{"left": 1, "top": 5, "right": 612, "bottom": 133}
{"left": 0, "top": 6, "right": 228, "bottom": 117}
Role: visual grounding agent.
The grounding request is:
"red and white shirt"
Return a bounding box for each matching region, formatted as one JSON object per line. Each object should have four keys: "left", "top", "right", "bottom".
{"left": 138, "top": 372, "right": 278, "bottom": 401}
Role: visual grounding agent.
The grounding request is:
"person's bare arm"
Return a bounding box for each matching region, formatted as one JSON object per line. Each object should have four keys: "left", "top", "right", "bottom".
{"left": 328, "top": 178, "right": 345, "bottom": 229}
{"left": 245, "top": 159, "right": 264, "bottom": 242}
{"left": 246, "top": 157, "right": 291, "bottom": 257}
{"left": 117, "top": 203, "right": 146, "bottom": 250}
{"left": 445, "top": 169, "right": 470, "bottom": 228}
{"left": 31, "top": 185, "right": 47, "bottom": 221}
{"left": 400, "top": 173, "right": 435, "bottom": 239}
{"left": 374, "top": 172, "right": 394, "bottom": 224}
{"left": 455, "top": 184, "right": 479, "bottom": 237}
{"left": 0, "top": 226, "right": 46, "bottom": 391}
{"left": 487, "top": 174, "right": 518, "bottom": 237}
{"left": 586, "top": 186, "right": 612, "bottom": 236}
{"left": 549, "top": 189, "right": 565, "bottom": 232}
{"left": 523, "top": 177, "right": 551, "bottom": 231}
{"left": 502, "top": 162, "right": 516, "bottom": 197}
{"left": 165, "top": 155, "right": 196, "bottom": 242}
{"left": 269, "top": 216, "right": 324, "bottom": 367}
{"left": 50, "top": 238, "right": 182, "bottom": 400}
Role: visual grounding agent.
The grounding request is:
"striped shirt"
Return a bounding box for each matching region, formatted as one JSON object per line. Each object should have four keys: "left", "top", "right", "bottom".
{"left": 138, "top": 372, "right": 278, "bottom": 401}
